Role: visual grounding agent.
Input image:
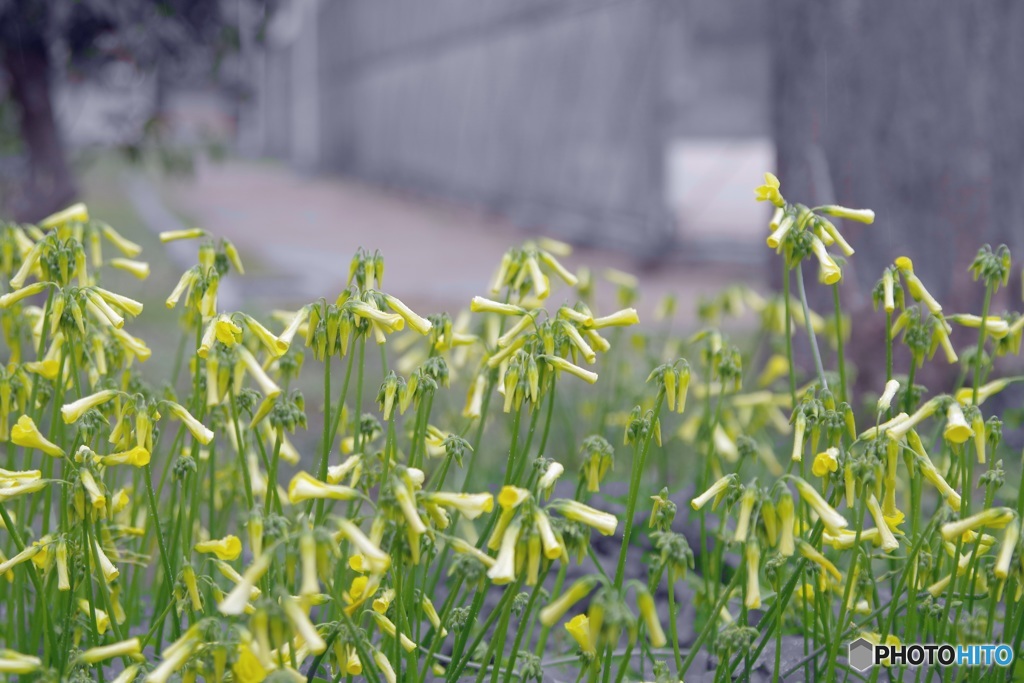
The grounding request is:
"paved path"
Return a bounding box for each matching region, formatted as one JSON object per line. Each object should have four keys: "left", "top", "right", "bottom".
{"left": 160, "top": 159, "right": 765, "bottom": 324}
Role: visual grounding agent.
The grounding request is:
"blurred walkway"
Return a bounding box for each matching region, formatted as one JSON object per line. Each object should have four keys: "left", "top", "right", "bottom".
{"left": 157, "top": 159, "right": 765, "bottom": 325}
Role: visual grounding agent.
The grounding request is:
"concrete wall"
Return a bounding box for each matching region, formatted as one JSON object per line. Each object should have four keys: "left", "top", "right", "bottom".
{"left": 251, "top": 0, "right": 770, "bottom": 255}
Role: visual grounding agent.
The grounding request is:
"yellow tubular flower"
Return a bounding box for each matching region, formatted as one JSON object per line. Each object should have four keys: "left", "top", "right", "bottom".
{"left": 636, "top": 587, "right": 667, "bottom": 647}
{"left": 159, "top": 228, "right": 206, "bottom": 243}
{"left": 533, "top": 509, "right": 564, "bottom": 560}
{"left": 797, "top": 540, "right": 842, "bottom": 582}
{"left": 470, "top": 296, "right": 525, "bottom": 316}
{"left": 794, "top": 477, "right": 848, "bottom": 535}
{"left": 812, "top": 447, "right": 840, "bottom": 479}
{"left": 943, "top": 402, "right": 973, "bottom": 444}
{"left": 0, "top": 544, "right": 41, "bottom": 575}
{"left": 878, "top": 379, "right": 900, "bottom": 413}
{"left": 111, "top": 327, "right": 152, "bottom": 362}
{"left": 918, "top": 457, "right": 962, "bottom": 511}
{"left": 541, "top": 355, "right": 598, "bottom": 384}
{"left": 691, "top": 475, "right": 733, "bottom": 511}
{"left": 867, "top": 494, "right": 899, "bottom": 552}
{"left": 99, "top": 224, "right": 141, "bottom": 257}
{"left": 810, "top": 235, "right": 842, "bottom": 285}
{"left": 77, "top": 636, "right": 142, "bottom": 664}
{"left": 588, "top": 308, "right": 640, "bottom": 329}
{"left": 0, "top": 652, "right": 42, "bottom": 674}
{"left": 940, "top": 508, "right": 1015, "bottom": 542}
{"left": 165, "top": 402, "right": 214, "bottom": 445}
{"left": 335, "top": 519, "right": 391, "bottom": 573}
{"left": 282, "top": 594, "right": 327, "bottom": 654}
{"left": 956, "top": 378, "right": 1011, "bottom": 406}
{"left": 745, "top": 542, "right": 762, "bottom": 609}
{"left": 244, "top": 315, "right": 289, "bottom": 357}
{"left": 40, "top": 202, "right": 89, "bottom": 229}
{"left": 372, "top": 649, "right": 398, "bottom": 683}
{"left": 423, "top": 492, "right": 494, "bottom": 520}
{"left": 818, "top": 205, "right": 875, "bottom": 223}
{"left": 61, "top": 389, "right": 118, "bottom": 424}
{"left": 96, "top": 446, "right": 149, "bottom": 466}
{"left": 894, "top": 257, "right": 942, "bottom": 315}
{"left": 0, "top": 282, "right": 48, "bottom": 309}
{"left": 108, "top": 258, "right": 150, "bottom": 280}
{"left": 487, "top": 518, "right": 521, "bottom": 585}
{"left": 166, "top": 269, "right": 197, "bottom": 309}
{"left": 995, "top": 518, "right": 1019, "bottom": 580}
{"left": 733, "top": 488, "right": 756, "bottom": 542}
{"left": 766, "top": 212, "right": 795, "bottom": 250}
{"left": 885, "top": 398, "right": 940, "bottom": 441}
{"left": 195, "top": 535, "right": 243, "bottom": 561}
{"left": 369, "top": 612, "right": 417, "bottom": 652}
{"left": 791, "top": 411, "right": 806, "bottom": 462}
{"left": 538, "top": 462, "right": 564, "bottom": 496}
{"left": 384, "top": 294, "right": 432, "bottom": 335}
{"left": 218, "top": 554, "right": 272, "bottom": 615}
{"left": 93, "top": 540, "right": 119, "bottom": 583}
{"left": 237, "top": 346, "right": 281, "bottom": 398}
{"left": 565, "top": 614, "right": 594, "bottom": 653}
{"left": 553, "top": 500, "right": 618, "bottom": 536}
{"left": 85, "top": 291, "right": 125, "bottom": 328}
{"left": 11, "top": 415, "right": 64, "bottom": 457}
{"left": 288, "top": 472, "right": 359, "bottom": 504}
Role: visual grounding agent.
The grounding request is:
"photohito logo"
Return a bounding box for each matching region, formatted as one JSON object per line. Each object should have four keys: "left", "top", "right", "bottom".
{"left": 848, "top": 638, "right": 1015, "bottom": 672}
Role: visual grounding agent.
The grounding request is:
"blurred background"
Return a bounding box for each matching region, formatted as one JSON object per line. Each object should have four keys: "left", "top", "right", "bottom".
{"left": 1, "top": 0, "right": 1022, "bottom": 324}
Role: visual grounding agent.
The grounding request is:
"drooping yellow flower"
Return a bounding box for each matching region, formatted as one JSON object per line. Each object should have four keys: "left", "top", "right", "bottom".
{"left": 232, "top": 642, "right": 267, "bottom": 683}
{"left": 77, "top": 637, "right": 141, "bottom": 664}
{"left": 487, "top": 518, "right": 521, "bottom": 585}
{"left": 109, "top": 258, "right": 150, "bottom": 279}
{"left": 0, "top": 282, "right": 48, "bottom": 309}
{"left": 11, "top": 415, "right": 64, "bottom": 457}
{"left": 565, "top": 614, "right": 595, "bottom": 653}
{"left": 794, "top": 477, "right": 848, "bottom": 535}
{"left": 745, "top": 541, "right": 762, "bottom": 609}
{"left": 61, "top": 389, "right": 118, "bottom": 424}
{"left": 470, "top": 296, "right": 525, "bottom": 316}
{"left": 159, "top": 228, "right": 206, "bottom": 243}
{"left": 553, "top": 500, "right": 618, "bottom": 536}
{"left": 195, "top": 535, "right": 243, "bottom": 561}
{"left": 40, "top": 202, "right": 89, "bottom": 229}
{"left": 540, "top": 355, "right": 598, "bottom": 384}
{"left": 422, "top": 492, "right": 494, "bottom": 519}
{"left": 165, "top": 401, "right": 214, "bottom": 445}
{"left": 691, "top": 474, "right": 734, "bottom": 511}
{"left": 282, "top": 594, "right": 326, "bottom": 654}
{"left": 941, "top": 507, "right": 1015, "bottom": 542}
{"left": 335, "top": 519, "right": 391, "bottom": 574}
{"left": 812, "top": 447, "right": 840, "bottom": 479}
{"left": 995, "top": 518, "right": 1020, "bottom": 580}
{"left": 288, "top": 471, "right": 359, "bottom": 504}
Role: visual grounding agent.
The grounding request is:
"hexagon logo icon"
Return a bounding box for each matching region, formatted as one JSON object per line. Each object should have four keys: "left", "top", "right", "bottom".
{"left": 848, "top": 637, "right": 875, "bottom": 672}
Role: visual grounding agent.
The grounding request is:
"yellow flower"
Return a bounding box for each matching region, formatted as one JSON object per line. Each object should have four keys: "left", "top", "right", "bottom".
{"left": 943, "top": 402, "right": 973, "bottom": 444}
{"left": 288, "top": 471, "right": 359, "bottom": 504}
{"left": 165, "top": 401, "right": 214, "bottom": 445}
{"left": 553, "top": 500, "right": 618, "bottom": 536}
{"left": 282, "top": 594, "right": 326, "bottom": 654}
{"left": 99, "top": 223, "right": 142, "bottom": 257}
{"left": 77, "top": 637, "right": 141, "bottom": 664}
{"left": 956, "top": 378, "right": 1011, "bottom": 406}
{"left": 588, "top": 308, "right": 640, "bottom": 329}
{"left": 877, "top": 379, "right": 900, "bottom": 413}
{"left": 470, "top": 296, "right": 525, "bottom": 316}
{"left": 232, "top": 642, "right": 267, "bottom": 683}
{"left": 159, "top": 228, "right": 206, "bottom": 243}
{"left": 237, "top": 346, "right": 281, "bottom": 399}
{"left": 11, "top": 415, "right": 64, "bottom": 457}
{"left": 794, "top": 477, "right": 848, "bottom": 535}
{"left": 540, "top": 355, "right": 598, "bottom": 384}
{"left": 810, "top": 235, "right": 842, "bottom": 285}
{"left": 166, "top": 269, "right": 198, "bottom": 309}
{"left": 195, "top": 535, "right": 243, "bottom": 561}
{"left": 894, "top": 257, "right": 942, "bottom": 315}
{"left": 61, "top": 389, "right": 118, "bottom": 424}
{"left": 818, "top": 205, "right": 875, "bottom": 223}
{"left": 0, "top": 651, "right": 42, "bottom": 674}
{"left": 335, "top": 519, "right": 391, "bottom": 574}
{"left": 422, "top": 492, "right": 494, "bottom": 519}
{"left": 733, "top": 488, "right": 756, "bottom": 542}
{"left": 218, "top": 554, "right": 272, "bottom": 615}
{"left": 487, "top": 519, "right": 521, "bottom": 585}
{"left": 0, "top": 282, "right": 48, "bottom": 309}
{"left": 811, "top": 447, "right": 840, "bottom": 479}
{"left": 97, "top": 446, "right": 150, "bottom": 468}
{"left": 565, "top": 614, "right": 594, "bottom": 653}
{"left": 691, "top": 475, "right": 734, "bottom": 511}
{"left": 995, "top": 518, "right": 1019, "bottom": 580}
{"left": 941, "top": 507, "right": 1015, "bottom": 542}
{"left": 109, "top": 258, "right": 150, "bottom": 279}
{"left": 384, "top": 294, "right": 432, "bottom": 335}
{"left": 78, "top": 599, "right": 111, "bottom": 635}
{"left": 372, "top": 649, "right": 398, "bottom": 683}
{"left": 797, "top": 540, "right": 842, "bottom": 582}
{"left": 369, "top": 611, "right": 417, "bottom": 652}
{"left": 867, "top": 495, "right": 899, "bottom": 552}
{"left": 636, "top": 587, "right": 666, "bottom": 647}
{"left": 754, "top": 172, "right": 784, "bottom": 207}
{"left": 533, "top": 509, "right": 564, "bottom": 560}
{"left": 745, "top": 542, "right": 762, "bottom": 610}
{"left": 39, "top": 202, "right": 89, "bottom": 229}
{"left": 244, "top": 315, "right": 289, "bottom": 357}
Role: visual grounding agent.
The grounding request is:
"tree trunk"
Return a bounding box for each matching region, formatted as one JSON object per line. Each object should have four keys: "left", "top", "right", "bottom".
{"left": 3, "top": 30, "right": 76, "bottom": 221}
